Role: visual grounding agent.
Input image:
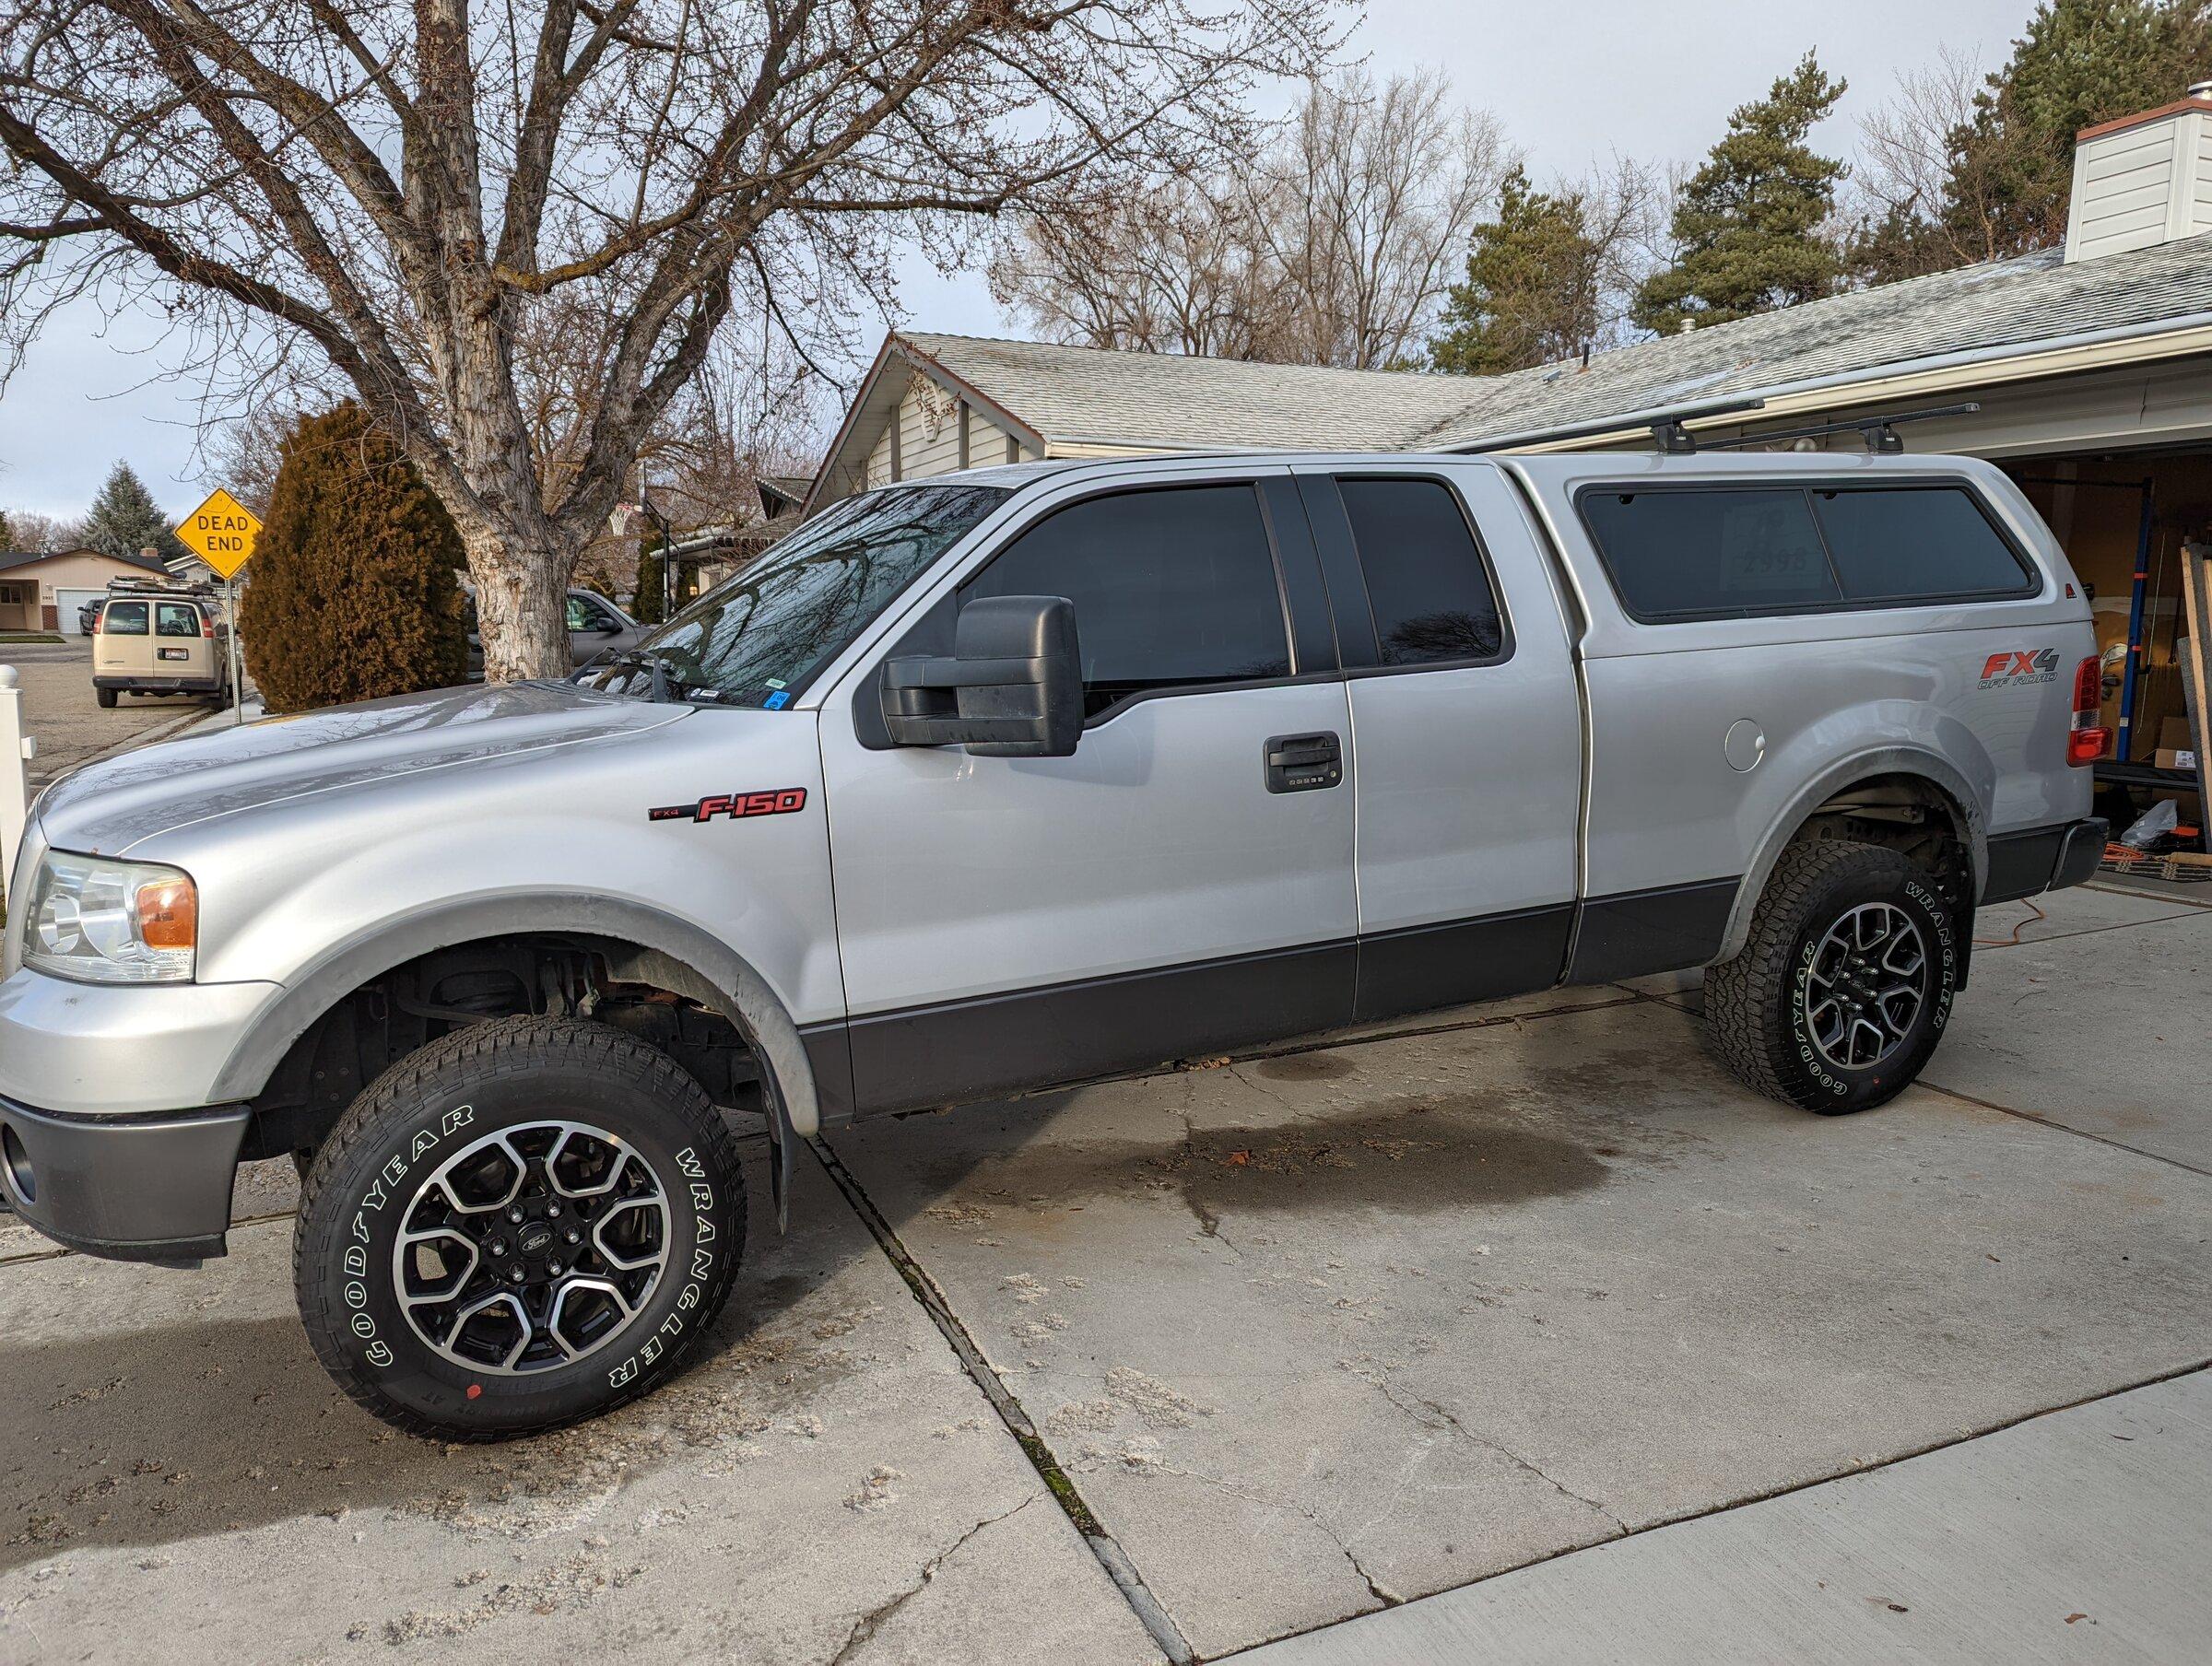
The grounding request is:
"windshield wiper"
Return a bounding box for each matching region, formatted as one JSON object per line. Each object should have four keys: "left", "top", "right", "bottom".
{"left": 601, "top": 648, "right": 689, "bottom": 704}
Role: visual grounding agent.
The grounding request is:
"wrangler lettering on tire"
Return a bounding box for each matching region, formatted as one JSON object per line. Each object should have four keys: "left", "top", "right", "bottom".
{"left": 1704, "top": 840, "right": 1959, "bottom": 1115}
{"left": 293, "top": 1016, "right": 747, "bottom": 1440}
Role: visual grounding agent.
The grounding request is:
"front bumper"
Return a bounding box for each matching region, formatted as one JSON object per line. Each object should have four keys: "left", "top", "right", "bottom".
{"left": 0, "top": 968, "right": 280, "bottom": 1115}
{"left": 1, "top": 1094, "right": 249, "bottom": 1264}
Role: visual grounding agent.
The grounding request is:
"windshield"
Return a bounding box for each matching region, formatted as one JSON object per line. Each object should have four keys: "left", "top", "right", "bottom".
{"left": 585, "top": 482, "right": 1011, "bottom": 707}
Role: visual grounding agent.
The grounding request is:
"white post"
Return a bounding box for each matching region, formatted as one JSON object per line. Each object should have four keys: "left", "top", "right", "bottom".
{"left": 0, "top": 664, "right": 32, "bottom": 891}
{"left": 226, "top": 576, "right": 244, "bottom": 726}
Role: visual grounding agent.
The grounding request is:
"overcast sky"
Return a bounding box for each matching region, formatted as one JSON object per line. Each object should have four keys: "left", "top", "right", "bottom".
{"left": 0, "top": 0, "right": 2036, "bottom": 520}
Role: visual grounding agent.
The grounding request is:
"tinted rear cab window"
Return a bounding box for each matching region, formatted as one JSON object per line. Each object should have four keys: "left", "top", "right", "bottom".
{"left": 101, "top": 601, "right": 148, "bottom": 636}
{"left": 1335, "top": 477, "right": 1507, "bottom": 665}
{"left": 1578, "top": 483, "right": 2035, "bottom": 621}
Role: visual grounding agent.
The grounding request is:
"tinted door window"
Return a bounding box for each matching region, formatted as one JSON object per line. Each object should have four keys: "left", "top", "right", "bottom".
{"left": 1810, "top": 487, "right": 2035, "bottom": 603}
{"left": 103, "top": 601, "right": 148, "bottom": 636}
{"left": 964, "top": 484, "right": 1289, "bottom": 719}
{"left": 565, "top": 596, "right": 604, "bottom": 632}
{"left": 1580, "top": 488, "right": 1839, "bottom": 619}
{"left": 156, "top": 603, "right": 201, "bottom": 638}
{"left": 1336, "top": 477, "right": 1506, "bottom": 665}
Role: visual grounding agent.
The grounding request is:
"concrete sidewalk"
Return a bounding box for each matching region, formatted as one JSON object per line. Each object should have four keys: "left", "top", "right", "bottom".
{"left": 1234, "top": 1367, "right": 2212, "bottom": 1664}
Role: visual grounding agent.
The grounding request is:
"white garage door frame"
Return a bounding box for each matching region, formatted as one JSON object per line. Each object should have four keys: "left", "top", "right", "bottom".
{"left": 53, "top": 588, "right": 106, "bottom": 636}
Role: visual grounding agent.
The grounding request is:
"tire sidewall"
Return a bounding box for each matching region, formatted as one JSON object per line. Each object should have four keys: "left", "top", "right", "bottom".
{"left": 1779, "top": 856, "right": 1959, "bottom": 1113}
{"left": 299, "top": 1050, "right": 739, "bottom": 1435}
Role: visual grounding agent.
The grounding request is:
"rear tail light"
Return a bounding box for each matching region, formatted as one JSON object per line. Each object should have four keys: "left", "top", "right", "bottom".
{"left": 2068, "top": 655, "right": 2107, "bottom": 767}
{"left": 201, "top": 613, "right": 215, "bottom": 639}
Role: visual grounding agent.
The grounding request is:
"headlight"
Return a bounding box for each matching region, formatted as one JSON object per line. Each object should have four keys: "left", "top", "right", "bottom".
{"left": 20, "top": 851, "right": 197, "bottom": 985}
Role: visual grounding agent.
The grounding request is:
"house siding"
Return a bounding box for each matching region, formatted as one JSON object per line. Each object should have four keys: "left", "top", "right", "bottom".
{"left": 0, "top": 549, "right": 169, "bottom": 630}
{"left": 859, "top": 377, "right": 1025, "bottom": 492}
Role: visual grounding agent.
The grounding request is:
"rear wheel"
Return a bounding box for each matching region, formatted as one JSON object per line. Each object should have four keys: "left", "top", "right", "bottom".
{"left": 293, "top": 1016, "right": 747, "bottom": 1439}
{"left": 1704, "top": 839, "right": 1960, "bottom": 1114}
{"left": 95, "top": 686, "right": 117, "bottom": 709}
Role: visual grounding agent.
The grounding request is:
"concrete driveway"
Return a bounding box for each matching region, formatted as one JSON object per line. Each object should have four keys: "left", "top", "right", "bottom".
{"left": 2, "top": 881, "right": 2207, "bottom": 1661}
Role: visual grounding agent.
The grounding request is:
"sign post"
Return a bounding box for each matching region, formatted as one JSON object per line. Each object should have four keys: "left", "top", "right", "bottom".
{"left": 173, "top": 489, "right": 262, "bottom": 726}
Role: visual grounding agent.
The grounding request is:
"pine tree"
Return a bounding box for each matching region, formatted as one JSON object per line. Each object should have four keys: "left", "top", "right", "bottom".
{"left": 0, "top": 510, "right": 13, "bottom": 551}
{"left": 1946, "top": 0, "right": 2212, "bottom": 259}
{"left": 1430, "top": 166, "right": 1606, "bottom": 375}
{"left": 83, "top": 461, "right": 187, "bottom": 563}
{"left": 1631, "top": 53, "right": 1848, "bottom": 334}
{"left": 238, "top": 403, "right": 468, "bottom": 711}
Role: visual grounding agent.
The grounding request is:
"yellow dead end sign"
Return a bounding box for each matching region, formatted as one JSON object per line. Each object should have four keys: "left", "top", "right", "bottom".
{"left": 175, "top": 488, "right": 261, "bottom": 725}
{"left": 175, "top": 488, "right": 261, "bottom": 580}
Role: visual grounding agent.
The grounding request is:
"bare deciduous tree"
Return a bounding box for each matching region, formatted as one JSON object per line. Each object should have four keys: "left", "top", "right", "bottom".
{"left": 1250, "top": 68, "right": 1509, "bottom": 369}
{"left": 993, "top": 68, "right": 1507, "bottom": 369}
{"left": 1847, "top": 46, "right": 2005, "bottom": 281}
{"left": 0, "top": 1, "right": 1340, "bottom": 678}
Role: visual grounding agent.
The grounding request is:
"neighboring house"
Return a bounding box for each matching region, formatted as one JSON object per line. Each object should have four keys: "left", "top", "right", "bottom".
{"left": 0, "top": 546, "right": 172, "bottom": 634}
{"left": 655, "top": 474, "right": 818, "bottom": 596}
{"left": 808, "top": 84, "right": 2212, "bottom": 770}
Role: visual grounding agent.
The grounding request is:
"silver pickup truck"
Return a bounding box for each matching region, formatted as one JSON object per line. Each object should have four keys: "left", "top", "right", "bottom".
{"left": 0, "top": 451, "right": 2108, "bottom": 1439}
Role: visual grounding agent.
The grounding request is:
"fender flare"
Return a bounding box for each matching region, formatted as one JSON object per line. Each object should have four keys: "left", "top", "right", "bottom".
{"left": 207, "top": 892, "right": 819, "bottom": 1226}
{"left": 1718, "top": 747, "right": 1985, "bottom": 963}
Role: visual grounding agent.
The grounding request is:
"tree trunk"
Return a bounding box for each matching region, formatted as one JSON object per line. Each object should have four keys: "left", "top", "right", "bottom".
{"left": 465, "top": 524, "right": 575, "bottom": 684}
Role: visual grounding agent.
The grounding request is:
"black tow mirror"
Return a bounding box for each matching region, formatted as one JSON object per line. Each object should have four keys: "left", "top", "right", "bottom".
{"left": 880, "top": 594, "right": 1082, "bottom": 757}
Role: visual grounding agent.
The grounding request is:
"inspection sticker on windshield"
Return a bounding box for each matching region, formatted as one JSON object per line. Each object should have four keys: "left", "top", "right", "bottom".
{"left": 649, "top": 789, "right": 808, "bottom": 824}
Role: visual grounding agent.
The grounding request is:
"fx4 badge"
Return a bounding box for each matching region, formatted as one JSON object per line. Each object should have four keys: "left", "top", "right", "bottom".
{"left": 650, "top": 788, "right": 808, "bottom": 824}
{"left": 1977, "top": 648, "right": 2059, "bottom": 689}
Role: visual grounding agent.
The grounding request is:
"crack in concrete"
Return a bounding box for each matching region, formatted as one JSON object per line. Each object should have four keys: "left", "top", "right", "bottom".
{"left": 827, "top": 1497, "right": 1033, "bottom": 1665}
{"left": 1165, "top": 1106, "right": 1246, "bottom": 1260}
{"left": 1353, "top": 1362, "right": 1628, "bottom": 1534}
{"left": 1153, "top": 1460, "right": 1403, "bottom": 1611}
{"left": 808, "top": 1138, "right": 1195, "bottom": 1665}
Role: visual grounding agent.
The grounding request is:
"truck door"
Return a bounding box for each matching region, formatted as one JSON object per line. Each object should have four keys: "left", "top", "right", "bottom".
{"left": 1292, "top": 465, "right": 1583, "bottom": 1021}
{"left": 818, "top": 470, "right": 1357, "bottom": 1115}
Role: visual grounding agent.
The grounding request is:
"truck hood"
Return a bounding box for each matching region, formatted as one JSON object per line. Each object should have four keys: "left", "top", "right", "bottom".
{"left": 35, "top": 680, "right": 691, "bottom": 856}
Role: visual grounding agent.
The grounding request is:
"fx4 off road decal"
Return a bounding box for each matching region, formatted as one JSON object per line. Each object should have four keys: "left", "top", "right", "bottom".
{"left": 649, "top": 788, "right": 807, "bottom": 824}
{"left": 1978, "top": 648, "right": 2059, "bottom": 689}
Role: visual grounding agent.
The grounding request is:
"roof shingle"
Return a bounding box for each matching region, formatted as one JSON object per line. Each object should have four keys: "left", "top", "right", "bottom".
{"left": 897, "top": 232, "right": 2212, "bottom": 456}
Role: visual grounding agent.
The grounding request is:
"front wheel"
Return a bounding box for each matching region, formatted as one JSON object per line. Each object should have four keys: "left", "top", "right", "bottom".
{"left": 1704, "top": 839, "right": 1960, "bottom": 1114}
{"left": 293, "top": 1016, "right": 747, "bottom": 1439}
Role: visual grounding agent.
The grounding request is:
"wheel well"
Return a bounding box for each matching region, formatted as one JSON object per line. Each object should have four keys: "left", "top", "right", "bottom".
{"left": 242, "top": 934, "right": 766, "bottom": 1164}
{"left": 1783, "top": 772, "right": 1974, "bottom": 912}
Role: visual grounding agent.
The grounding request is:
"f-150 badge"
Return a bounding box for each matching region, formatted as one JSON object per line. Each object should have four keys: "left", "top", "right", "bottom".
{"left": 650, "top": 789, "right": 808, "bottom": 823}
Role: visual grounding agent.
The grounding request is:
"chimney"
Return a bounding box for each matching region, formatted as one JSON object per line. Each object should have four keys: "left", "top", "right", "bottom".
{"left": 2063, "top": 81, "right": 2212, "bottom": 263}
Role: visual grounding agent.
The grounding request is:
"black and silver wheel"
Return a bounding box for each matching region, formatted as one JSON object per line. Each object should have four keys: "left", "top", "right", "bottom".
{"left": 294, "top": 1016, "right": 746, "bottom": 1439}
{"left": 1704, "top": 839, "right": 1959, "bottom": 1114}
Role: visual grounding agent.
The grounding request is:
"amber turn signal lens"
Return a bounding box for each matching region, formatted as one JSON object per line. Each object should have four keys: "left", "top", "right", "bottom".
{"left": 135, "top": 877, "right": 199, "bottom": 951}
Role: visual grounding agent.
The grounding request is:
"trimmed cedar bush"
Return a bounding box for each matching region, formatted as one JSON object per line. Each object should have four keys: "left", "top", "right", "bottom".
{"left": 240, "top": 403, "right": 468, "bottom": 710}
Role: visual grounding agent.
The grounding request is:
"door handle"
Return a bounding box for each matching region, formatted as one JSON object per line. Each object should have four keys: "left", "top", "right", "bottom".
{"left": 1265, "top": 731, "right": 1343, "bottom": 793}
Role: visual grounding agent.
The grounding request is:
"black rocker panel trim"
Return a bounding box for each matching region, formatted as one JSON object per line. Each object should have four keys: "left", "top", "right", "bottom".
{"left": 834, "top": 879, "right": 1747, "bottom": 1120}
{"left": 1352, "top": 905, "right": 1574, "bottom": 1024}
{"left": 1565, "top": 877, "right": 1741, "bottom": 985}
{"left": 845, "top": 940, "right": 1357, "bottom": 1118}
{"left": 800, "top": 1020, "right": 858, "bottom": 1128}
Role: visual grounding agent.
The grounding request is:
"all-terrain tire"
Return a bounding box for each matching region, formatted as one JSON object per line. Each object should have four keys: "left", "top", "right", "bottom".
{"left": 1704, "top": 839, "right": 1960, "bottom": 1114}
{"left": 293, "top": 1015, "right": 747, "bottom": 1440}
